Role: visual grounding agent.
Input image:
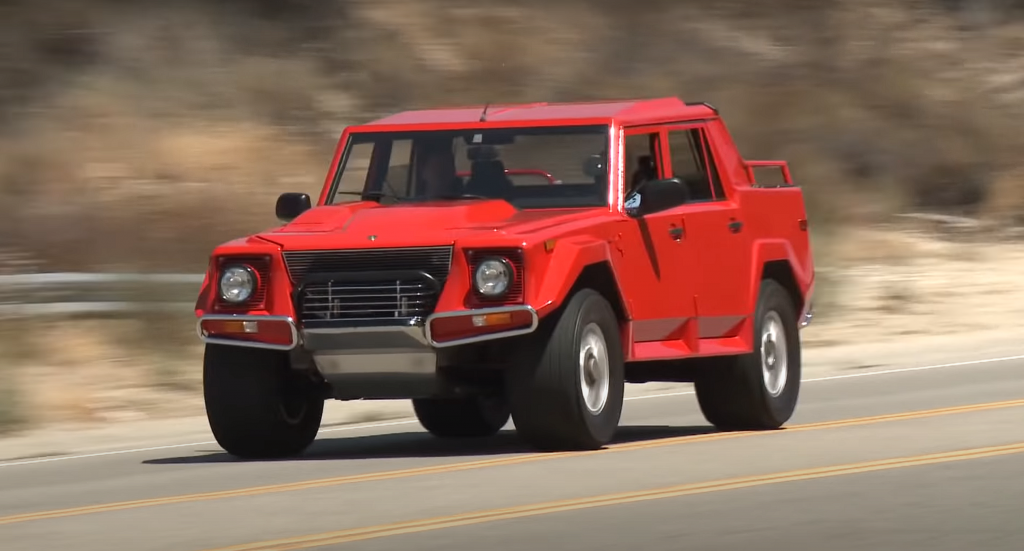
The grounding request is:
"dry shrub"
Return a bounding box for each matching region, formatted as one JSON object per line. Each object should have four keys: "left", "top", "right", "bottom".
{"left": 0, "top": 0, "right": 1023, "bottom": 274}
{"left": 0, "top": 313, "right": 205, "bottom": 429}
{"left": 979, "top": 167, "right": 1024, "bottom": 225}
{"left": 4, "top": 0, "right": 1024, "bottom": 429}
{"left": 0, "top": 322, "right": 28, "bottom": 433}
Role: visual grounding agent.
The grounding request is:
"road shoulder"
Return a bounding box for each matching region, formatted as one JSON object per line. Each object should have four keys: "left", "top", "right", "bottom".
{"left": 1, "top": 328, "right": 1022, "bottom": 464}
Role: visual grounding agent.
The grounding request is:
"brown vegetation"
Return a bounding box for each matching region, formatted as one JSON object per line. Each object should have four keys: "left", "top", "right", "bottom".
{"left": 1, "top": 0, "right": 1024, "bottom": 273}
{"left": 3, "top": 0, "right": 1024, "bottom": 434}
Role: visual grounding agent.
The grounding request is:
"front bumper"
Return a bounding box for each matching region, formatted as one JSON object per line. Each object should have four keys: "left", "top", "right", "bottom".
{"left": 196, "top": 305, "right": 539, "bottom": 351}
{"left": 197, "top": 306, "right": 539, "bottom": 397}
{"left": 799, "top": 299, "right": 814, "bottom": 329}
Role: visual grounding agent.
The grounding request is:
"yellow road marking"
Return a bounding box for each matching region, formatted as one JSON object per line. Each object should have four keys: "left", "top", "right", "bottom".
{"left": 205, "top": 441, "right": 1024, "bottom": 551}
{"left": 2, "top": 398, "right": 1022, "bottom": 526}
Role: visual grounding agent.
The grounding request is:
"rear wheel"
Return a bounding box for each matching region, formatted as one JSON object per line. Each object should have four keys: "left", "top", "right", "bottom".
{"left": 694, "top": 279, "right": 801, "bottom": 430}
{"left": 203, "top": 344, "right": 324, "bottom": 459}
{"left": 505, "top": 289, "right": 625, "bottom": 451}
{"left": 412, "top": 395, "right": 510, "bottom": 438}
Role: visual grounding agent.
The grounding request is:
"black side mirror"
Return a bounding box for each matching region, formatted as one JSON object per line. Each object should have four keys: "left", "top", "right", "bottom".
{"left": 276, "top": 192, "right": 311, "bottom": 222}
{"left": 625, "top": 178, "right": 690, "bottom": 218}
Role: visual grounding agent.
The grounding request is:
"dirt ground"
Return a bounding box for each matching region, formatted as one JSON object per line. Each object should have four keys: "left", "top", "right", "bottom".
{"left": 2, "top": 223, "right": 1022, "bottom": 436}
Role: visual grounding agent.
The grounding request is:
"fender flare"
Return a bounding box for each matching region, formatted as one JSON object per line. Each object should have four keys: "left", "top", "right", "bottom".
{"left": 531, "top": 237, "right": 631, "bottom": 320}
{"left": 747, "top": 238, "right": 812, "bottom": 315}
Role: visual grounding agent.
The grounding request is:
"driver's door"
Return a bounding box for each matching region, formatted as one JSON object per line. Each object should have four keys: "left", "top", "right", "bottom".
{"left": 614, "top": 127, "right": 698, "bottom": 353}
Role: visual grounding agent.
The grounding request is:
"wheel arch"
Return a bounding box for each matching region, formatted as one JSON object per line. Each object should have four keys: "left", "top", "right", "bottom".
{"left": 759, "top": 259, "right": 803, "bottom": 321}
{"left": 568, "top": 261, "right": 629, "bottom": 323}
{"left": 748, "top": 238, "right": 812, "bottom": 325}
{"left": 531, "top": 237, "right": 632, "bottom": 323}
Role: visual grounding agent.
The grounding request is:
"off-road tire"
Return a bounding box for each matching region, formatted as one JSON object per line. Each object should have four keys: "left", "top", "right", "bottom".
{"left": 694, "top": 279, "right": 801, "bottom": 430}
{"left": 203, "top": 344, "right": 324, "bottom": 459}
{"left": 412, "top": 395, "right": 510, "bottom": 438}
{"left": 505, "top": 289, "right": 625, "bottom": 451}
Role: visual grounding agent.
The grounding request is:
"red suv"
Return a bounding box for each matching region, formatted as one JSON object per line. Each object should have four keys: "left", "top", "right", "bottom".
{"left": 195, "top": 97, "right": 815, "bottom": 459}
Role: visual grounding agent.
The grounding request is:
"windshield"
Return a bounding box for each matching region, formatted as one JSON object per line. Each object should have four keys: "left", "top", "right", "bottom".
{"left": 327, "top": 124, "right": 610, "bottom": 209}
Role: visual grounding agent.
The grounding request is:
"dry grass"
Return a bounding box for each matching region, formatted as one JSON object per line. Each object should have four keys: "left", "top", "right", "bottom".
{"left": 0, "top": 313, "right": 204, "bottom": 433}
{"left": 3, "top": 0, "right": 1024, "bottom": 433}
{"left": 0, "top": 0, "right": 1023, "bottom": 274}
{"left": 1, "top": 223, "right": 1023, "bottom": 435}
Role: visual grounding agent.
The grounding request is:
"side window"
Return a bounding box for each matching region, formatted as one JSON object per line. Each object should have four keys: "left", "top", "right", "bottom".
{"left": 384, "top": 139, "right": 414, "bottom": 196}
{"left": 331, "top": 139, "right": 414, "bottom": 204}
{"left": 666, "top": 128, "right": 726, "bottom": 202}
{"left": 624, "top": 129, "right": 691, "bottom": 216}
{"left": 336, "top": 142, "right": 374, "bottom": 195}
{"left": 624, "top": 132, "right": 660, "bottom": 195}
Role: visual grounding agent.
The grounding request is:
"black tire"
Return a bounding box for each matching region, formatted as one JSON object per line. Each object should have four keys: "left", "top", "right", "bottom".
{"left": 505, "top": 289, "right": 625, "bottom": 451}
{"left": 203, "top": 344, "right": 324, "bottom": 459}
{"left": 412, "top": 395, "right": 510, "bottom": 438}
{"left": 694, "top": 279, "right": 801, "bottom": 431}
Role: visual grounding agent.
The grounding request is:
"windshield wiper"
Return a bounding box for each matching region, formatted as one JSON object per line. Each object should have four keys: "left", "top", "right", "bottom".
{"left": 336, "top": 178, "right": 404, "bottom": 202}
{"left": 433, "top": 193, "right": 490, "bottom": 201}
{"left": 335, "top": 190, "right": 403, "bottom": 201}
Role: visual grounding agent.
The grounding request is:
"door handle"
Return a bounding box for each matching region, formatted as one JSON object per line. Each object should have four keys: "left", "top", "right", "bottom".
{"left": 668, "top": 226, "right": 684, "bottom": 241}
{"left": 728, "top": 220, "right": 743, "bottom": 233}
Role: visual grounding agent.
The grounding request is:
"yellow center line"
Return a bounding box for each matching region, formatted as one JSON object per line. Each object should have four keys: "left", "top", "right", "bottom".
{"left": 204, "top": 441, "right": 1024, "bottom": 551}
{"left": 1, "top": 397, "right": 1022, "bottom": 526}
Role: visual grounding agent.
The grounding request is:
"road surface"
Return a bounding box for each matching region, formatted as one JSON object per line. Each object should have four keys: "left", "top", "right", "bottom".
{"left": 1, "top": 357, "right": 1022, "bottom": 550}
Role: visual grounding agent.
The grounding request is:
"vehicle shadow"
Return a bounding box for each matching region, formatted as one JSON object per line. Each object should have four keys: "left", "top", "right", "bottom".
{"left": 141, "top": 424, "right": 719, "bottom": 465}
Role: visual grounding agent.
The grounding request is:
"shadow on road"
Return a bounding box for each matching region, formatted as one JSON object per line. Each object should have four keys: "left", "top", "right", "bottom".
{"left": 141, "top": 424, "right": 718, "bottom": 465}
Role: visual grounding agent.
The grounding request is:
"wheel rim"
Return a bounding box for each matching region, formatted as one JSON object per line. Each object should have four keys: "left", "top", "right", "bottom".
{"left": 579, "top": 322, "right": 610, "bottom": 415}
{"left": 760, "top": 310, "right": 788, "bottom": 397}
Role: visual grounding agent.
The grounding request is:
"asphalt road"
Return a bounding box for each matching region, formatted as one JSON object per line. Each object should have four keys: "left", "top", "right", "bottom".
{"left": 1, "top": 358, "right": 1023, "bottom": 551}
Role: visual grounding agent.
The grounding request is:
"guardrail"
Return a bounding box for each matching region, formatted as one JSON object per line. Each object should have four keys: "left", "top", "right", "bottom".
{"left": 0, "top": 273, "right": 204, "bottom": 317}
{"left": 0, "top": 266, "right": 849, "bottom": 318}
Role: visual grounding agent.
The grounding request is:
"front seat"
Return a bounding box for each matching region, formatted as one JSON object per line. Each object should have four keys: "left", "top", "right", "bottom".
{"left": 464, "top": 159, "right": 515, "bottom": 198}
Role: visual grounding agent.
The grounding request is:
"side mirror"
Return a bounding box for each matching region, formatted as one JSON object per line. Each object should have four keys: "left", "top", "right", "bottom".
{"left": 276, "top": 192, "right": 311, "bottom": 222}
{"left": 625, "top": 178, "right": 690, "bottom": 218}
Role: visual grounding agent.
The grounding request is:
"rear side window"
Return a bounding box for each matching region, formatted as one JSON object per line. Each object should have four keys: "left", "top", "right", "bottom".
{"left": 665, "top": 128, "right": 726, "bottom": 202}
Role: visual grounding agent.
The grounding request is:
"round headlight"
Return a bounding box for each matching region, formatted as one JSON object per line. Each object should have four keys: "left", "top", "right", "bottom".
{"left": 219, "top": 266, "right": 256, "bottom": 303}
{"left": 474, "top": 258, "right": 512, "bottom": 296}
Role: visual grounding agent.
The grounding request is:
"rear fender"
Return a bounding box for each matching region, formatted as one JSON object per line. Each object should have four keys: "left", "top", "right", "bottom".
{"left": 747, "top": 238, "right": 813, "bottom": 319}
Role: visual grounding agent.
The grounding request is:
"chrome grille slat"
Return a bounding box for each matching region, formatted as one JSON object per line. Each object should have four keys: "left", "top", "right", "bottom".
{"left": 302, "top": 292, "right": 433, "bottom": 300}
{"left": 302, "top": 300, "right": 431, "bottom": 310}
{"left": 284, "top": 246, "right": 453, "bottom": 324}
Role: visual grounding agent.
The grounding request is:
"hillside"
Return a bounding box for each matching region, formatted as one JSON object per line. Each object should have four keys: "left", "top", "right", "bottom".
{"left": 1, "top": 0, "right": 1023, "bottom": 273}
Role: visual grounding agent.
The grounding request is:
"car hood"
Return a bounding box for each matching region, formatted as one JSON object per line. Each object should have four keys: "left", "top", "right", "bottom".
{"left": 255, "top": 200, "right": 603, "bottom": 250}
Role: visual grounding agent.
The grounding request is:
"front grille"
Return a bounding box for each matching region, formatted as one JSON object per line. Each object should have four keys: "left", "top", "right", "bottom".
{"left": 283, "top": 246, "right": 453, "bottom": 324}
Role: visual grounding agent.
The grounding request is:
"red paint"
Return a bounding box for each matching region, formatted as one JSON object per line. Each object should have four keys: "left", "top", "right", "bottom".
{"left": 195, "top": 97, "right": 813, "bottom": 362}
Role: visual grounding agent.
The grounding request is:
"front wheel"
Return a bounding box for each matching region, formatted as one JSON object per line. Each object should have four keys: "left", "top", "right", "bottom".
{"left": 505, "top": 289, "right": 625, "bottom": 451}
{"left": 694, "top": 279, "right": 801, "bottom": 430}
{"left": 203, "top": 344, "right": 324, "bottom": 459}
{"left": 412, "top": 395, "right": 510, "bottom": 438}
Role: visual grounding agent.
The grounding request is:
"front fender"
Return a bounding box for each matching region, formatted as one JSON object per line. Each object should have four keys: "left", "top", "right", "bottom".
{"left": 194, "top": 237, "right": 296, "bottom": 319}
{"left": 529, "top": 237, "right": 624, "bottom": 318}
